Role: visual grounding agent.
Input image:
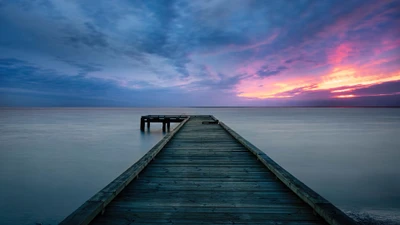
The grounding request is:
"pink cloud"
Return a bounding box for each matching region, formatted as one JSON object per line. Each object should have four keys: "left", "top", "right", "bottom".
{"left": 328, "top": 42, "right": 353, "bottom": 65}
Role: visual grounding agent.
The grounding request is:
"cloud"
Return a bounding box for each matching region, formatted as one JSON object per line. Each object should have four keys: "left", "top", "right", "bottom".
{"left": 65, "top": 22, "right": 109, "bottom": 48}
{"left": 0, "top": 0, "right": 399, "bottom": 106}
{"left": 188, "top": 73, "right": 246, "bottom": 92}
{"left": 257, "top": 66, "right": 288, "bottom": 77}
{"left": 0, "top": 58, "right": 241, "bottom": 106}
{"left": 0, "top": 58, "right": 114, "bottom": 95}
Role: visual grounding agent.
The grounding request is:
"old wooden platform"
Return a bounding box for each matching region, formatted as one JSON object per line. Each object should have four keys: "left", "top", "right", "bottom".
{"left": 60, "top": 115, "right": 356, "bottom": 225}
{"left": 140, "top": 115, "right": 189, "bottom": 131}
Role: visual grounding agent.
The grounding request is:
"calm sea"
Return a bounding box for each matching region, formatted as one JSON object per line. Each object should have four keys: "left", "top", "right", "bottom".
{"left": 0, "top": 108, "right": 399, "bottom": 225}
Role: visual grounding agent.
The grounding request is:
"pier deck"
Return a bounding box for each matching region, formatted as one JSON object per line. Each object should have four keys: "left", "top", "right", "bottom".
{"left": 61, "top": 115, "right": 356, "bottom": 225}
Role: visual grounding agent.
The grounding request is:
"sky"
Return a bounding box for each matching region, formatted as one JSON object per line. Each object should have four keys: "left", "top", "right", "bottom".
{"left": 0, "top": 0, "right": 399, "bottom": 107}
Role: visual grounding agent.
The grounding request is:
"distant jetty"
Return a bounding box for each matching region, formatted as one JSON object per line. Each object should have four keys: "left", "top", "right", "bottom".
{"left": 60, "top": 115, "right": 356, "bottom": 225}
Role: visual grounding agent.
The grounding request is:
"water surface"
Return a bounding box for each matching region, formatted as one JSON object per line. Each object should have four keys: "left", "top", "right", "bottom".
{"left": 0, "top": 108, "right": 399, "bottom": 224}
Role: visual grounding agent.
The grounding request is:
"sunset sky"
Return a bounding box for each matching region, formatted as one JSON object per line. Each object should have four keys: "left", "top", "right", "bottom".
{"left": 0, "top": 0, "right": 399, "bottom": 106}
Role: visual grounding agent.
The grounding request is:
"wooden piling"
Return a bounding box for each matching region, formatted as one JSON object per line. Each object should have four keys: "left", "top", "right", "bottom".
{"left": 140, "top": 117, "right": 145, "bottom": 131}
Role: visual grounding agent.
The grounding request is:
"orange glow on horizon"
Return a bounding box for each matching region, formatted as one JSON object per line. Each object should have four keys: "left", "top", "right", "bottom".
{"left": 331, "top": 88, "right": 356, "bottom": 93}
{"left": 314, "top": 67, "right": 400, "bottom": 91}
{"left": 335, "top": 94, "right": 356, "bottom": 98}
{"left": 334, "top": 92, "right": 400, "bottom": 98}
{"left": 236, "top": 68, "right": 400, "bottom": 99}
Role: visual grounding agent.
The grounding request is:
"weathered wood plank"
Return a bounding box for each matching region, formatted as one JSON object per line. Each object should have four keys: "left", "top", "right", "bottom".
{"left": 123, "top": 182, "right": 289, "bottom": 191}
{"left": 117, "top": 189, "right": 300, "bottom": 199}
{"left": 148, "top": 164, "right": 265, "bottom": 168}
{"left": 141, "top": 166, "right": 268, "bottom": 173}
{"left": 130, "top": 177, "right": 276, "bottom": 182}
{"left": 94, "top": 211, "right": 323, "bottom": 221}
{"left": 148, "top": 162, "right": 263, "bottom": 167}
{"left": 105, "top": 206, "right": 317, "bottom": 214}
{"left": 93, "top": 218, "right": 324, "bottom": 225}
{"left": 111, "top": 196, "right": 305, "bottom": 205}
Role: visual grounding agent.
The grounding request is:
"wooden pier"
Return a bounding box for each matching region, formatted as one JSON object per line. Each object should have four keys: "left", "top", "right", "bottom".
{"left": 60, "top": 115, "right": 356, "bottom": 225}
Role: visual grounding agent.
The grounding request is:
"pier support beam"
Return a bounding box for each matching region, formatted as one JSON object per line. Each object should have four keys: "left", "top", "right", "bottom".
{"left": 147, "top": 120, "right": 150, "bottom": 129}
{"left": 162, "top": 122, "right": 166, "bottom": 132}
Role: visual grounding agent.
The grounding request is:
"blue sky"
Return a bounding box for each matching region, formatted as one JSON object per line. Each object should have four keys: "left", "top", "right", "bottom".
{"left": 0, "top": 0, "right": 399, "bottom": 106}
